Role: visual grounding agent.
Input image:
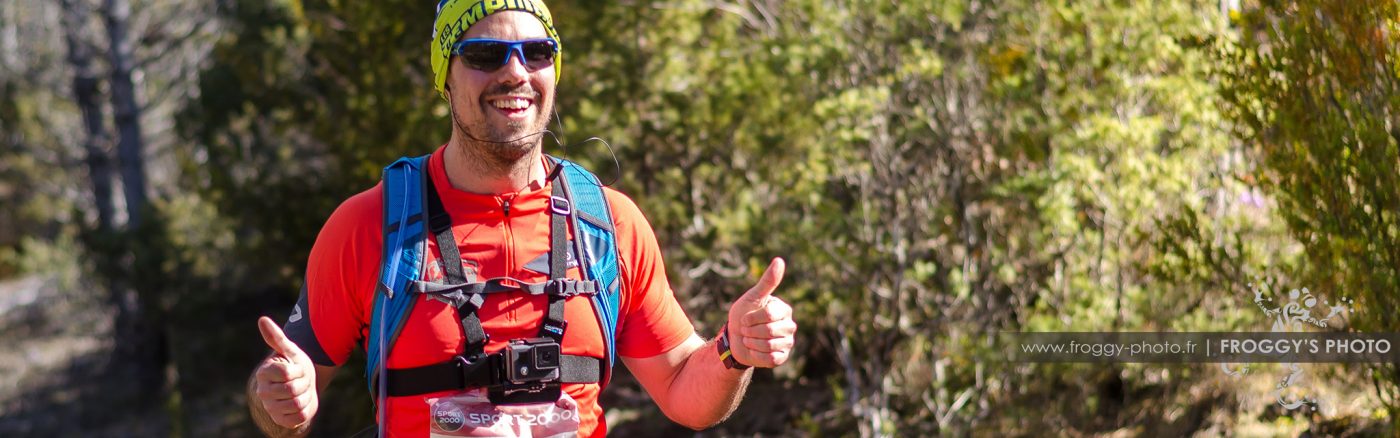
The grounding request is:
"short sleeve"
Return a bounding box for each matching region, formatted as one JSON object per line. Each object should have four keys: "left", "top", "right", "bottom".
{"left": 282, "top": 184, "right": 384, "bottom": 366}
{"left": 606, "top": 189, "right": 696, "bottom": 358}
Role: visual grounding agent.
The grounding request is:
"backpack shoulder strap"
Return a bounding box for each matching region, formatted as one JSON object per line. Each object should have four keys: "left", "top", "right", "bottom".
{"left": 551, "top": 157, "right": 622, "bottom": 387}
{"left": 367, "top": 154, "right": 430, "bottom": 396}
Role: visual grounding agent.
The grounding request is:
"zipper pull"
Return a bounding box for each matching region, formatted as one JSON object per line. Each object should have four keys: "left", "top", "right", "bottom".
{"left": 502, "top": 198, "right": 511, "bottom": 217}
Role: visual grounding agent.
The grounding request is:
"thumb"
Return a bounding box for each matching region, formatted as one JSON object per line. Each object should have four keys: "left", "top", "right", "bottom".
{"left": 258, "top": 316, "right": 302, "bottom": 359}
{"left": 740, "top": 257, "right": 786, "bottom": 303}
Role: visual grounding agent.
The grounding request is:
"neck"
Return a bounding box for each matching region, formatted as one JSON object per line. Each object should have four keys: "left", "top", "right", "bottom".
{"left": 443, "top": 133, "right": 545, "bottom": 195}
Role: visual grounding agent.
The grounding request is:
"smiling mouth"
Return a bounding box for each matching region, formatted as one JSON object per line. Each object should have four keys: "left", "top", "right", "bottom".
{"left": 487, "top": 96, "right": 534, "bottom": 117}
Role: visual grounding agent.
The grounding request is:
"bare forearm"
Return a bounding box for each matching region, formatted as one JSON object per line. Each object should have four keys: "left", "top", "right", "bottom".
{"left": 656, "top": 336, "right": 753, "bottom": 429}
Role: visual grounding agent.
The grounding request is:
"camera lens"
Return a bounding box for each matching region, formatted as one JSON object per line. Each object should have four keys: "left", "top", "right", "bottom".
{"left": 537, "top": 345, "right": 560, "bottom": 368}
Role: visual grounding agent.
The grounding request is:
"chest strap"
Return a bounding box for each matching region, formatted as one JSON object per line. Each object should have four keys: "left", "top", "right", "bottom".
{"left": 383, "top": 354, "right": 602, "bottom": 397}
{"left": 416, "top": 277, "right": 598, "bottom": 297}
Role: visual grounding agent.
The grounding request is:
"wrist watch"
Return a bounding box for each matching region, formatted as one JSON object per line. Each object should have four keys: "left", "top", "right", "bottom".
{"left": 717, "top": 323, "right": 751, "bottom": 370}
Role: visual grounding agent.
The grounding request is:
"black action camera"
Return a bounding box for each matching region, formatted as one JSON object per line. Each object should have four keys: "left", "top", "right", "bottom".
{"left": 504, "top": 337, "right": 562, "bottom": 384}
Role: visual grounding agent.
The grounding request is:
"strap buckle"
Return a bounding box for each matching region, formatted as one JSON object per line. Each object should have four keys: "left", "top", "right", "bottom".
{"left": 550, "top": 196, "right": 571, "bottom": 215}
{"left": 453, "top": 353, "right": 495, "bottom": 388}
{"left": 544, "top": 279, "right": 598, "bottom": 297}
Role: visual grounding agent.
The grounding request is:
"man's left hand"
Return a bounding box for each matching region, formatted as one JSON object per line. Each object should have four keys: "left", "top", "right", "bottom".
{"left": 726, "top": 257, "right": 795, "bottom": 368}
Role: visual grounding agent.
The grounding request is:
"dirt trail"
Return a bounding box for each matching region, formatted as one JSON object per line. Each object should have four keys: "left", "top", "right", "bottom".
{"left": 0, "top": 274, "right": 165, "bottom": 436}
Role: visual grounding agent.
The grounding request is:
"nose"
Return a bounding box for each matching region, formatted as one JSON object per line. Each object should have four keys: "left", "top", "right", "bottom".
{"left": 497, "top": 47, "right": 530, "bottom": 83}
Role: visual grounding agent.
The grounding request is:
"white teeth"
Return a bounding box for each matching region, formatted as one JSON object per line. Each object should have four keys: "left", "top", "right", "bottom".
{"left": 492, "top": 98, "right": 530, "bottom": 110}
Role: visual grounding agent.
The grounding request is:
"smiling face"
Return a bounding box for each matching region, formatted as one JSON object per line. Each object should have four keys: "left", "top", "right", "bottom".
{"left": 444, "top": 11, "right": 556, "bottom": 166}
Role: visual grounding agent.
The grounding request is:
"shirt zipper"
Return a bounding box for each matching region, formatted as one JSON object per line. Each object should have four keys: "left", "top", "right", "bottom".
{"left": 500, "top": 194, "right": 516, "bottom": 322}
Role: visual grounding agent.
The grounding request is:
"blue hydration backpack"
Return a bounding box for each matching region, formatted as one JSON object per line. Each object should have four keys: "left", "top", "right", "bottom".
{"left": 364, "top": 154, "right": 621, "bottom": 404}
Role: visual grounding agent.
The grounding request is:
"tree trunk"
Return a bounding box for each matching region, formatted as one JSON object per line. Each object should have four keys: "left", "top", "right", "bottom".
{"left": 61, "top": 0, "right": 115, "bottom": 232}
{"left": 103, "top": 0, "right": 146, "bottom": 228}
{"left": 101, "top": 0, "right": 167, "bottom": 405}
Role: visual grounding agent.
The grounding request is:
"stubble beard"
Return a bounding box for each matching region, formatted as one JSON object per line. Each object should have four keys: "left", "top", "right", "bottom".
{"left": 450, "top": 88, "right": 554, "bottom": 171}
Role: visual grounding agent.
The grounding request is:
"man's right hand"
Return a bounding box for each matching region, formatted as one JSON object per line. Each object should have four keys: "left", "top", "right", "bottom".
{"left": 253, "top": 316, "right": 319, "bottom": 429}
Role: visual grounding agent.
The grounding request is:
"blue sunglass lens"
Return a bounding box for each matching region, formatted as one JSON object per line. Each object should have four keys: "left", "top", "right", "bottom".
{"left": 457, "top": 40, "right": 555, "bottom": 71}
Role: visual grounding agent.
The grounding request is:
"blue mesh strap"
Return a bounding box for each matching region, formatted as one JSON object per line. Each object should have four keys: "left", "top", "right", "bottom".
{"left": 367, "top": 155, "right": 429, "bottom": 395}
{"left": 555, "top": 158, "right": 621, "bottom": 385}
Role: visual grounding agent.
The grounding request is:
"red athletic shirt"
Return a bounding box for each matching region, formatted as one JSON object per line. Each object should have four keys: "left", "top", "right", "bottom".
{"left": 283, "top": 146, "right": 696, "bottom": 437}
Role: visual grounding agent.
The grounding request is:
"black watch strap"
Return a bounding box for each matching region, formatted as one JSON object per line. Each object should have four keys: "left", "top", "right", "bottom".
{"left": 717, "top": 323, "right": 751, "bottom": 370}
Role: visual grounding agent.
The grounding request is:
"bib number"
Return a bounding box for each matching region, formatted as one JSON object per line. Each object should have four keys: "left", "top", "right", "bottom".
{"left": 428, "top": 388, "right": 581, "bottom": 438}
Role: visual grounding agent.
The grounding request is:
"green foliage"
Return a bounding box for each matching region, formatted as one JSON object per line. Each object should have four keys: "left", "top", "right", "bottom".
{"left": 3, "top": 0, "right": 1395, "bottom": 435}
{"left": 0, "top": 68, "right": 84, "bottom": 280}
{"left": 180, "top": 0, "right": 444, "bottom": 289}
{"left": 1219, "top": 0, "right": 1400, "bottom": 420}
{"left": 547, "top": 0, "right": 1293, "bottom": 434}
{"left": 171, "top": 0, "right": 1390, "bottom": 435}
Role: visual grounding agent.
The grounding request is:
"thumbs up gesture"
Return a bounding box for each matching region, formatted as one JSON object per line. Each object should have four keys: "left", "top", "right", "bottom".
{"left": 253, "top": 316, "right": 319, "bottom": 428}
{"left": 726, "top": 258, "right": 796, "bottom": 368}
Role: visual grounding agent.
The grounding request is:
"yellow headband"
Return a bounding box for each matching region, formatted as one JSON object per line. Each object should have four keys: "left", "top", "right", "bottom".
{"left": 431, "top": 0, "right": 561, "bottom": 100}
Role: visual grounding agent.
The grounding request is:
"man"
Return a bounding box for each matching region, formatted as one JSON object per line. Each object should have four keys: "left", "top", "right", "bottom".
{"left": 246, "top": 1, "right": 796, "bottom": 437}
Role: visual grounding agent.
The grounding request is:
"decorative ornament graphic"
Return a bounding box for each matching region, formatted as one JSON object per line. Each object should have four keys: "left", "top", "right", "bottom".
{"left": 1221, "top": 278, "right": 1353, "bottom": 411}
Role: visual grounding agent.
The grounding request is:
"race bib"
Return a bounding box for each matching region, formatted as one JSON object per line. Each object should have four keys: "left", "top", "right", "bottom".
{"left": 428, "top": 388, "right": 581, "bottom": 438}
